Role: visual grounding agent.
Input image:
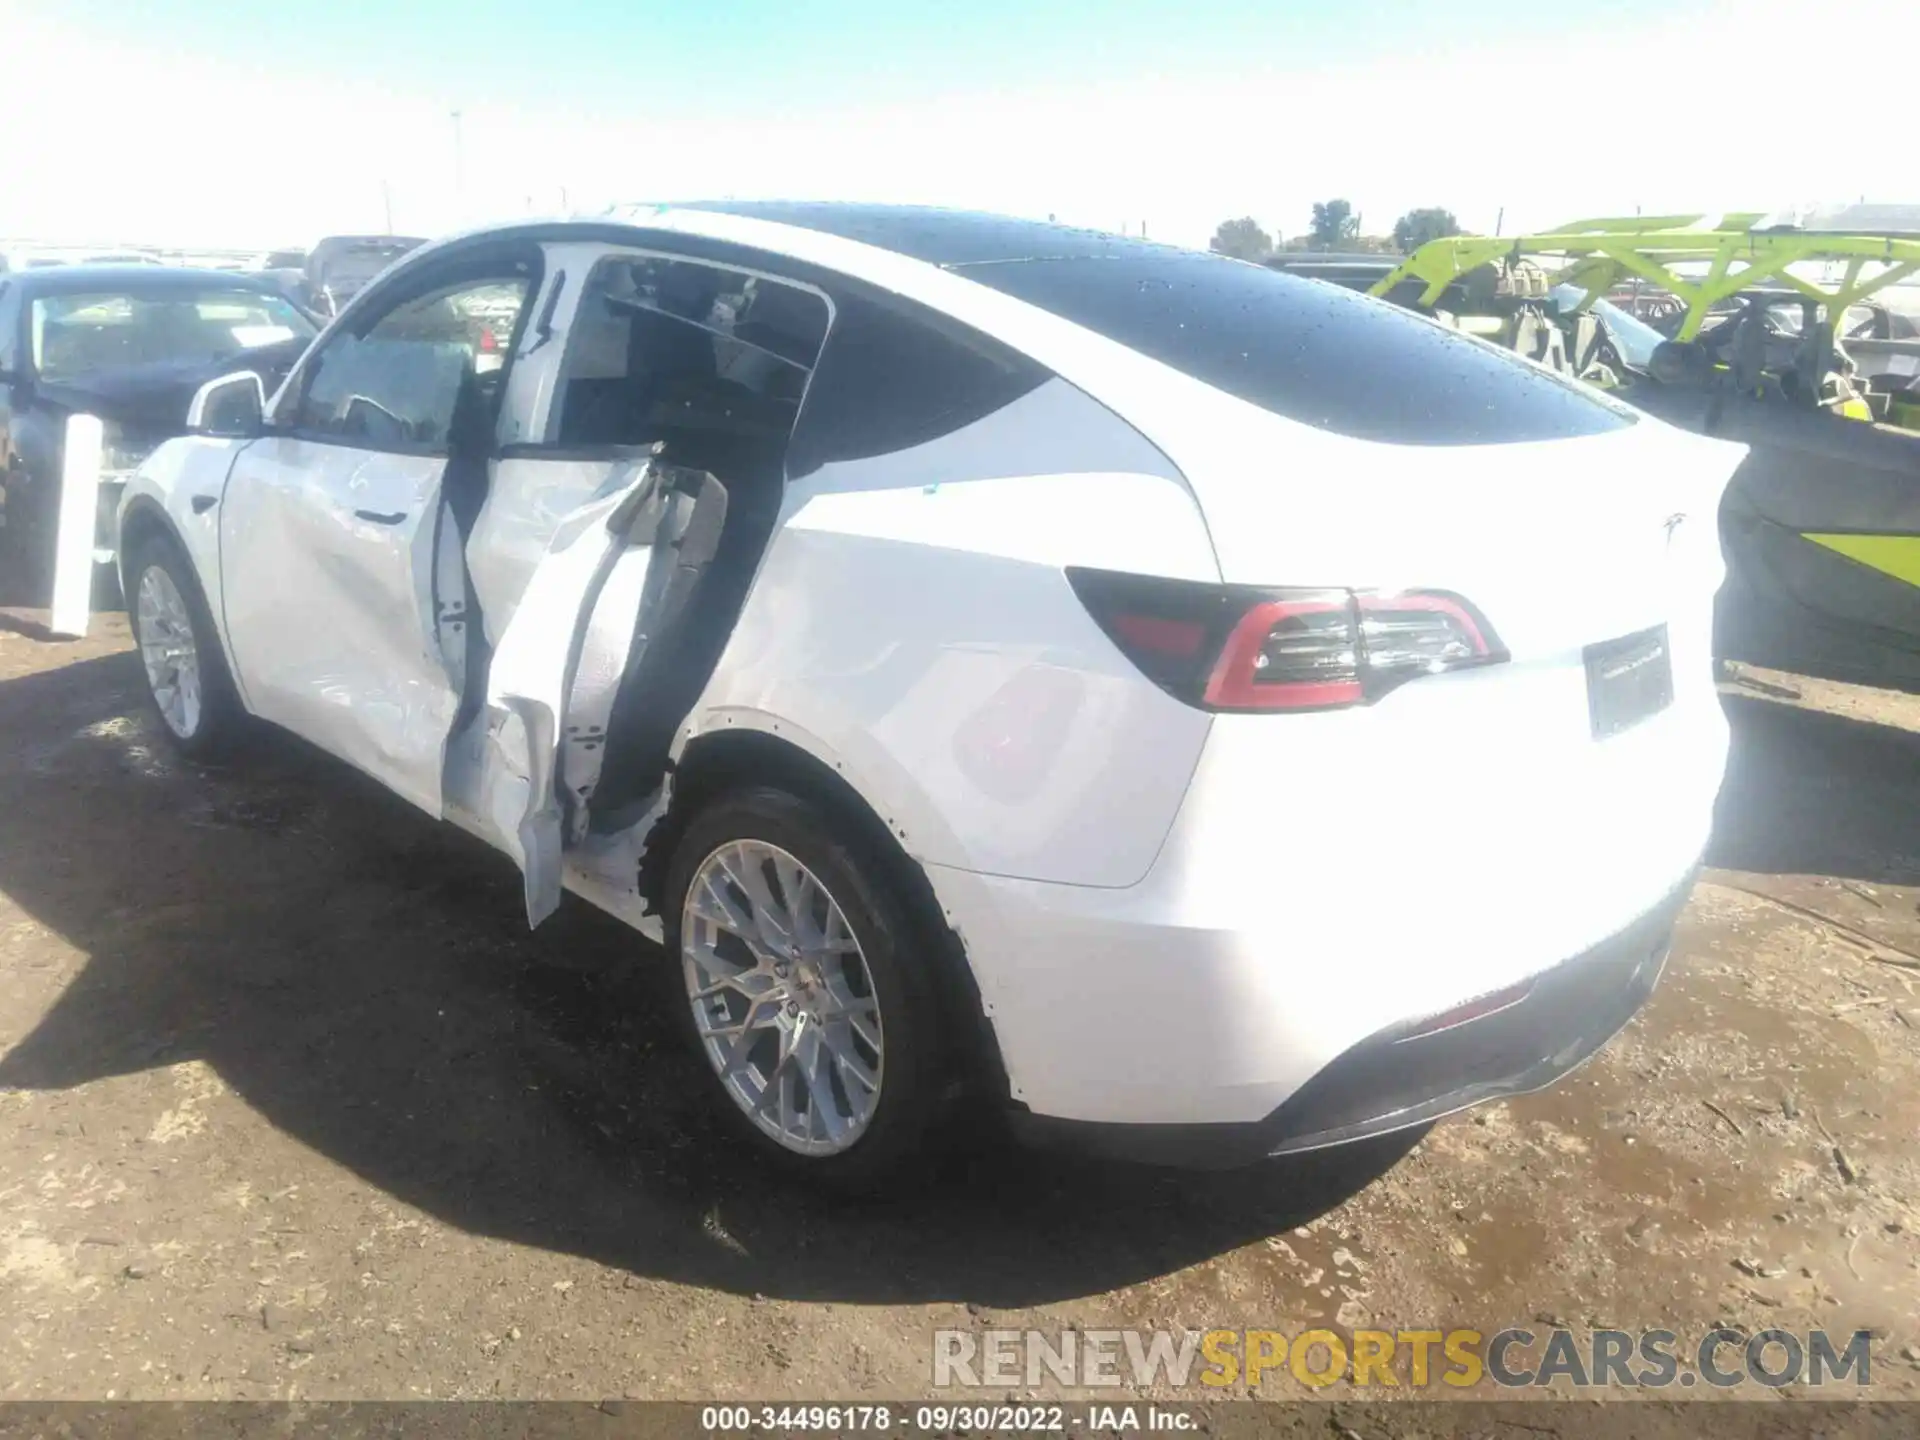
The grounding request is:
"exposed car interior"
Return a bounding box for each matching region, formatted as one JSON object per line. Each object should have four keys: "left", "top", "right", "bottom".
{"left": 565, "top": 259, "right": 829, "bottom": 819}
{"left": 500, "top": 255, "right": 831, "bottom": 822}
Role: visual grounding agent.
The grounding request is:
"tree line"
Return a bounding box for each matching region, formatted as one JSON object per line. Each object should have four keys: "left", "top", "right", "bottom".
{"left": 1209, "top": 202, "right": 1462, "bottom": 261}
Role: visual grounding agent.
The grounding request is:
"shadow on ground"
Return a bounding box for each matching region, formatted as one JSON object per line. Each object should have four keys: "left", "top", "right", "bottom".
{"left": 0, "top": 564, "right": 124, "bottom": 635}
{"left": 1707, "top": 689, "right": 1920, "bottom": 885}
{"left": 0, "top": 651, "right": 1417, "bottom": 1307}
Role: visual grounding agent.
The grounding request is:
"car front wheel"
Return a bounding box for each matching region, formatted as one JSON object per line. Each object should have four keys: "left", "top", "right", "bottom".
{"left": 665, "top": 786, "right": 951, "bottom": 1188}
{"left": 127, "top": 534, "right": 244, "bottom": 760}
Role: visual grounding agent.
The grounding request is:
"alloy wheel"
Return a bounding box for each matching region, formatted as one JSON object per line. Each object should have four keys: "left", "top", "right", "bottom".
{"left": 135, "top": 564, "right": 202, "bottom": 740}
{"left": 681, "top": 839, "right": 884, "bottom": 1155}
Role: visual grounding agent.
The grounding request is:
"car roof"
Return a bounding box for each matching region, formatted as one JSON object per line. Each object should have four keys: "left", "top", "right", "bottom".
{"left": 677, "top": 201, "right": 1165, "bottom": 268}
{"left": 6, "top": 264, "right": 284, "bottom": 295}
{"left": 357, "top": 206, "right": 1212, "bottom": 318}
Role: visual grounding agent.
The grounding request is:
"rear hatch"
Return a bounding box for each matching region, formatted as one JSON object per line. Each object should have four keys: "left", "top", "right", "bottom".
{"left": 952, "top": 240, "right": 1744, "bottom": 973}
{"left": 1162, "top": 406, "right": 1743, "bottom": 968}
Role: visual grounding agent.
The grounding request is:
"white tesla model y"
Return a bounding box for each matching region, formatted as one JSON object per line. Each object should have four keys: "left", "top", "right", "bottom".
{"left": 118, "top": 204, "right": 1741, "bottom": 1184}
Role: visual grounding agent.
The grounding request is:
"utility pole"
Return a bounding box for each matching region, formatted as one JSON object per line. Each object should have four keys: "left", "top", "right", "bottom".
{"left": 1494, "top": 206, "right": 1505, "bottom": 238}
{"left": 450, "top": 109, "right": 466, "bottom": 221}
{"left": 381, "top": 179, "right": 394, "bottom": 234}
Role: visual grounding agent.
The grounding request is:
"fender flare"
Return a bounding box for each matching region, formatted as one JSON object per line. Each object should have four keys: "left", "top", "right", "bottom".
{"left": 643, "top": 715, "right": 1013, "bottom": 1099}
{"left": 116, "top": 494, "right": 247, "bottom": 690}
{"left": 115, "top": 494, "right": 193, "bottom": 595}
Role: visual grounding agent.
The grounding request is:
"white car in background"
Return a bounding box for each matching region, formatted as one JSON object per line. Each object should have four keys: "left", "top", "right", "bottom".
{"left": 117, "top": 204, "right": 1741, "bottom": 1185}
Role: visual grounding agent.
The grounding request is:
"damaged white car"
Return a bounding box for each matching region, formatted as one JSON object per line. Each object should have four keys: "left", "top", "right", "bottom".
{"left": 119, "top": 205, "right": 1741, "bottom": 1184}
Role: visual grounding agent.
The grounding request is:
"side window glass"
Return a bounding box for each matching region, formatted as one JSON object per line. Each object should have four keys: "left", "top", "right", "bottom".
{"left": 551, "top": 257, "right": 827, "bottom": 456}
{"left": 293, "top": 276, "right": 527, "bottom": 451}
{"left": 785, "top": 291, "right": 1047, "bottom": 475}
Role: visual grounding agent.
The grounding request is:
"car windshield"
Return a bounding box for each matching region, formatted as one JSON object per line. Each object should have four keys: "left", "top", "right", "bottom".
{"left": 29, "top": 288, "right": 317, "bottom": 382}
{"left": 1550, "top": 285, "right": 1666, "bottom": 370}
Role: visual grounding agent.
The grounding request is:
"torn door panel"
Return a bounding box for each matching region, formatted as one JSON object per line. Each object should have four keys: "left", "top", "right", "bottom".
{"left": 470, "top": 456, "right": 661, "bottom": 926}
{"left": 467, "top": 451, "right": 655, "bottom": 643}
{"left": 447, "top": 452, "right": 731, "bottom": 928}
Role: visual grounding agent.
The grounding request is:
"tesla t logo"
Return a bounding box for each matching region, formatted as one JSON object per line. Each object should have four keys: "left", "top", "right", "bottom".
{"left": 1663, "top": 513, "right": 1687, "bottom": 548}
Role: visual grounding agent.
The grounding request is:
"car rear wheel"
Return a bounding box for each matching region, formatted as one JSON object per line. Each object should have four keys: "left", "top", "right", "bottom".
{"left": 127, "top": 533, "right": 244, "bottom": 760}
{"left": 666, "top": 786, "right": 950, "bottom": 1188}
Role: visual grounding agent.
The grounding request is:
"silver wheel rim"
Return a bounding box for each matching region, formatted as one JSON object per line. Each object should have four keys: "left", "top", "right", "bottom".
{"left": 135, "top": 564, "right": 202, "bottom": 740}
{"left": 681, "top": 839, "right": 884, "bottom": 1156}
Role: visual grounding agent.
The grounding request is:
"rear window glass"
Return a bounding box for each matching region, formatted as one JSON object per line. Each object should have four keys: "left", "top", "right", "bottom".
{"left": 953, "top": 253, "right": 1636, "bottom": 445}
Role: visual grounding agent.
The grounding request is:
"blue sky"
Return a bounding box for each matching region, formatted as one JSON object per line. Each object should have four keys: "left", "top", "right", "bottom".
{"left": 62, "top": 0, "right": 1682, "bottom": 103}
{"left": 2, "top": 0, "right": 1894, "bottom": 252}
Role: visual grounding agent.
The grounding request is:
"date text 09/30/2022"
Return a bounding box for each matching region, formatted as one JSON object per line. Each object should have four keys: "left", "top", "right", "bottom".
{"left": 700, "top": 1405, "right": 1196, "bottom": 1432}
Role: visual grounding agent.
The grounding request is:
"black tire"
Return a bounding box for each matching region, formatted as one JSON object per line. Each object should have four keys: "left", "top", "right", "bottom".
{"left": 124, "top": 531, "right": 246, "bottom": 761}
{"left": 664, "top": 785, "right": 952, "bottom": 1190}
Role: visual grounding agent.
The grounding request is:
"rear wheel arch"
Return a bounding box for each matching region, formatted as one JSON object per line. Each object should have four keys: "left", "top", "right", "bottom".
{"left": 639, "top": 725, "right": 1010, "bottom": 1101}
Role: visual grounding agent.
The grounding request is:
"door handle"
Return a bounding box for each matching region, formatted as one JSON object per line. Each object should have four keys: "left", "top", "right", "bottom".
{"left": 189, "top": 494, "right": 218, "bottom": 514}
{"left": 353, "top": 509, "right": 408, "bottom": 525}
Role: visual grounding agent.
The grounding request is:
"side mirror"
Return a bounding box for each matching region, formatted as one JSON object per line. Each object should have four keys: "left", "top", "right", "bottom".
{"left": 188, "top": 371, "right": 267, "bottom": 437}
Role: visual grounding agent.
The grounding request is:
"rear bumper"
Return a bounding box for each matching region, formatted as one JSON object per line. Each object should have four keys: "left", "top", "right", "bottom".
{"left": 1006, "top": 877, "right": 1687, "bottom": 1170}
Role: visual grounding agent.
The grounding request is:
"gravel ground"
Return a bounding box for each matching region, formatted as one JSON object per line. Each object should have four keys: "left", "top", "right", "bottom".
{"left": 1, "top": 611, "right": 1917, "bottom": 1405}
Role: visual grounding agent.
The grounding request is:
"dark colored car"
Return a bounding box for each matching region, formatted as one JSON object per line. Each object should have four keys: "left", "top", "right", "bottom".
{"left": 0, "top": 265, "right": 320, "bottom": 591}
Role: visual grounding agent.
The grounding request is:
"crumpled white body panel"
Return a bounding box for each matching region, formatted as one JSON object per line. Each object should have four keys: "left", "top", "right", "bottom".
{"left": 467, "top": 460, "right": 658, "bottom": 926}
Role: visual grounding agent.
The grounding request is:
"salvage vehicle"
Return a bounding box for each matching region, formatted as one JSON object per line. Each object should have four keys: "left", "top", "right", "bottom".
{"left": 248, "top": 248, "right": 311, "bottom": 311}
{"left": 0, "top": 265, "right": 318, "bottom": 591}
{"left": 1679, "top": 288, "right": 1920, "bottom": 418}
{"left": 1277, "top": 214, "right": 1920, "bottom": 693}
{"left": 120, "top": 205, "right": 1739, "bottom": 1183}
{"left": 302, "top": 234, "right": 426, "bottom": 316}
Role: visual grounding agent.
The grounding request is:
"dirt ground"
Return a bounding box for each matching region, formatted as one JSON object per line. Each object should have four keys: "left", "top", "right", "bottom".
{"left": 1, "top": 609, "right": 1918, "bottom": 1405}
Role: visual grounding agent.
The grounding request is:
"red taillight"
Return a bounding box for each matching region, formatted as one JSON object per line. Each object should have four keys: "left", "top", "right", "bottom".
{"left": 1206, "top": 594, "right": 1362, "bottom": 709}
{"left": 1067, "top": 568, "right": 1506, "bottom": 713}
{"left": 479, "top": 326, "right": 499, "bottom": 352}
{"left": 1109, "top": 612, "right": 1206, "bottom": 660}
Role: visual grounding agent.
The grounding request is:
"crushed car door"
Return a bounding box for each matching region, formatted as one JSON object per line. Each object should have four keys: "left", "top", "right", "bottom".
{"left": 218, "top": 256, "right": 533, "bottom": 814}
{"left": 471, "top": 448, "right": 728, "bottom": 926}
{"left": 452, "top": 244, "right": 825, "bottom": 924}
